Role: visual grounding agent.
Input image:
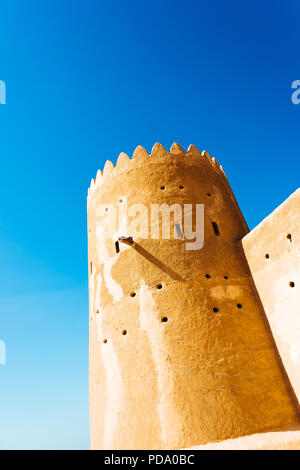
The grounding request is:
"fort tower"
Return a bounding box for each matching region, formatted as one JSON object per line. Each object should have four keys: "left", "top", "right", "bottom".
{"left": 88, "top": 143, "right": 300, "bottom": 450}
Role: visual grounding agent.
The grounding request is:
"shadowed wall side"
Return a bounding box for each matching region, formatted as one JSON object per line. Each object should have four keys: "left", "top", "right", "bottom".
{"left": 242, "top": 188, "right": 300, "bottom": 403}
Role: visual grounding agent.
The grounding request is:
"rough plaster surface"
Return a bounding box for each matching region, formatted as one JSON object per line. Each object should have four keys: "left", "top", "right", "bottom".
{"left": 242, "top": 189, "right": 300, "bottom": 403}
{"left": 88, "top": 144, "right": 300, "bottom": 450}
{"left": 186, "top": 427, "right": 300, "bottom": 450}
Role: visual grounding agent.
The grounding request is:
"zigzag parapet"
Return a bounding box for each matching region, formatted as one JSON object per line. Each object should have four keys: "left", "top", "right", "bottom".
{"left": 87, "top": 142, "right": 227, "bottom": 199}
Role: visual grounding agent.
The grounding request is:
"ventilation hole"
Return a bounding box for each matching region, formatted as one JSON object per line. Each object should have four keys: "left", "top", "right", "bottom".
{"left": 103, "top": 339, "right": 107, "bottom": 344}
{"left": 224, "top": 276, "right": 228, "bottom": 280}
{"left": 287, "top": 233, "right": 292, "bottom": 241}
{"left": 161, "top": 317, "right": 168, "bottom": 322}
{"left": 157, "top": 284, "right": 163, "bottom": 289}
{"left": 105, "top": 207, "right": 108, "bottom": 212}
{"left": 212, "top": 221, "right": 220, "bottom": 236}
{"left": 213, "top": 307, "right": 219, "bottom": 313}
{"left": 205, "top": 274, "right": 211, "bottom": 279}
{"left": 289, "top": 282, "right": 295, "bottom": 288}
{"left": 207, "top": 193, "right": 212, "bottom": 197}
{"left": 237, "top": 303, "right": 242, "bottom": 309}
{"left": 160, "top": 186, "right": 165, "bottom": 190}
{"left": 130, "top": 292, "right": 136, "bottom": 297}
{"left": 119, "top": 199, "right": 123, "bottom": 203}
{"left": 265, "top": 254, "right": 270, "bottom": 259}
{"left": 179, "top": 185, "right": 184, "bottom": 189}
{"left": 122, "top": 330, "right": 127, "bottom": 335}
{"left": 90, "top": 262, "right": 92, "bottom": 274}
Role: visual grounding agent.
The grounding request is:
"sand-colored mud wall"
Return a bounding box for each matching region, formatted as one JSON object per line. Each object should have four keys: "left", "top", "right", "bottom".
{"left": 88, "top": 144, "right": 300, "bottom": 450}
{"left": 242, "top": 189, "right": 300, "bottom": 403}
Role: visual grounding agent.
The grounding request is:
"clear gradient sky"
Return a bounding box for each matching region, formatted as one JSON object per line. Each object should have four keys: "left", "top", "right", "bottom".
{"left": 0, "top": 0, "right": 299, "bottom": 450}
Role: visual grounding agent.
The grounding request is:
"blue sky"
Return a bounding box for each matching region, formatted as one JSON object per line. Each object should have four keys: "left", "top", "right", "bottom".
{"left": 0, "top": 0, "right": 299, "bottom": 449}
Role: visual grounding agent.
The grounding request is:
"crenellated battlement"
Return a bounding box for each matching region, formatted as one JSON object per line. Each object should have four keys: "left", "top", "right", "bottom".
{"left": 87, "top": 143, "right": 226, "bottom": 198}
{"left": 87, "top": 142, "right": 248, "bottom": 233}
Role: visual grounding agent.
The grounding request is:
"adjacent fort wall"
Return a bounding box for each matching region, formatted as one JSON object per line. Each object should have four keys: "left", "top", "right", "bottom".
{"left": 242, "top": 188, "right": 300, "bottom": 403}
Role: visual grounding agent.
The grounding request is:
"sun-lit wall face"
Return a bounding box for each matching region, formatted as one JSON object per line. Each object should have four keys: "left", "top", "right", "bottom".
{"left": 87, "top": 143, "right": 300, "bottom": 450}
{"left": 242, "top": 189, "right": 300, "bottom": 405}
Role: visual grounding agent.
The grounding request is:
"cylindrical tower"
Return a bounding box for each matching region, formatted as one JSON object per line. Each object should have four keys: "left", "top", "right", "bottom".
{"left": 88, "top": 143, "right": 300, "bottom": 450}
